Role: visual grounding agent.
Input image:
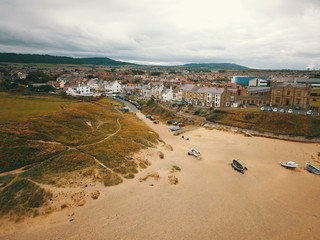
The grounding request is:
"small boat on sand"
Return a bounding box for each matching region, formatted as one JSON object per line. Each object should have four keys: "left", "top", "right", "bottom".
{"left": 280, "top": 161, "right": 298, "bottom": 168}
{"left": 306, "top": 162, "right": 320, "bottom": 175}
{"left": 188, "top": 148, "right": 201, "bottom": 160}
{"left": 170, "top": 125, "right": 180, "bottom": 131}
{"left": 231, "top": 159, "right": 247, "bottom": 173}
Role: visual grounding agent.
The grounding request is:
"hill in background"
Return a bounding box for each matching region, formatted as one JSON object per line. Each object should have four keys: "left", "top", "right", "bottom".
{"left": 0, "top": 53, "right": 251, "bottom": 70}
{"left": 0, "top": 53, "right": 136, "bottom": 66}
{"left": 182, "top": 63, "right": 251, "bottom": 70}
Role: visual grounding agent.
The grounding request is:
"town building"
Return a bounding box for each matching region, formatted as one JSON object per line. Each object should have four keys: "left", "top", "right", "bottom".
{"left": 270, "top": 82, "right": 311, "bottom": 109}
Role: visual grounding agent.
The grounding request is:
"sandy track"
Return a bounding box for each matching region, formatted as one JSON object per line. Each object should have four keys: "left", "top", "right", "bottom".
{"left": 1, "top": 112, "right": 320, "bottom": 240}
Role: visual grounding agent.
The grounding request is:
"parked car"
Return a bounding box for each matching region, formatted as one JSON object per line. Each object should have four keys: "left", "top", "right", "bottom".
{"left": 153, "top": 120, "right": 159, "bottom": 124}
{"left": 167, "top": 120, "right": 173, "bottom": 124}
{"left": 306, "top": 110, "right": 312, "bottom": 115}
{"left": 177, "top": 123, "right": 185, "bottom": 127}
{"left": 273, "top": 108, "right": 278, "bottom": 112}
{"left": 173, "top": 121, "right": 181, "bottom": 125}
{"left": 267, "top": 107, "right": 272, "bottom": 112}
{"left": 279, "top": 109, "right": 285, "bottom": 113}
{"left": 294, "top": 106, "right": 302, "bottom": 110}
{"left": 287, "top": 109, "right": 293, "bottom": 113}
{"left": 260, "top": 107, "right": 265, "bottom": 111}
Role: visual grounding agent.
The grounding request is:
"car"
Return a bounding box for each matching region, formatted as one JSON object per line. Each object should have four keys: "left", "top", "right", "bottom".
{"left": 294, "top": 106, "right": 302, "bottom": 110}
{"left": 177, "top": 123, "right": 185, "bottom": 127}
{"left": 287, "top": 109, "right": 293, "bottom": 113}
{"left": 173, "top": 121, "right": 181, "bottom": 125}
{"left": 273, "top": 108, "right": 278, "bottom": 112}
{"left": 306, "top": 110, "right": 312, "bottom": 115}
{"left": 267, "top": 107, "right": 272, "bottom": 112}
{"left": 279, "top": 109, "right": 285, "bottom": 113}
{"left": 260, "top": 107, "right": 265, "bottom": 111}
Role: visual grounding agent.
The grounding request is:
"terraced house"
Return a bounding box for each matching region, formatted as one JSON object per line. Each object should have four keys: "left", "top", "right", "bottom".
{"left": 178, "top": 84, "right": 225, "bottom": 107}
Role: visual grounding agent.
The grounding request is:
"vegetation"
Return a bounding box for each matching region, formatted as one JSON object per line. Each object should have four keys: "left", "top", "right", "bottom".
{"left": 0, "top": 53, "right": 136, "bottom": 66}
{"left": 206, "top": 110, "right": 320, "bottom": 137}
{"left": 0, "top": 94, "right": 79, "bottom": 123}
{"left": 0, "top": 94, "right": 159, "bottom": 218}
{"left": 0, "top": 178, "right": 52, "bottom": 218}
{"left": 172, "top": 165, "right": 181, "bottom": 171}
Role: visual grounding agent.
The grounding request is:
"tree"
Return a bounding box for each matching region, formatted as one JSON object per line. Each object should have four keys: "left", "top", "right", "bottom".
{"left": 26, "top": 71, "right": 50, "bottom": 83}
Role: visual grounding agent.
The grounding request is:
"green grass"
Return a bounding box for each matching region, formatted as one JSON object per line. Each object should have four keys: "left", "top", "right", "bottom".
{"left": 206, "top": 110, "right": 320, "bottom": 137}
{"left": 0, "top": 93, "right": 79, "bottom": 123}
{"left": 0, "top": 94, "right": 160, "bottom": 217}
{"left": 98, "top": 97, "right": 123, "bottom": 106}
{"left": 0, "top": 174, "right": 16, "bottom": 187}
{"left": 0, "top": 178, "right": 52, "bottom": 217}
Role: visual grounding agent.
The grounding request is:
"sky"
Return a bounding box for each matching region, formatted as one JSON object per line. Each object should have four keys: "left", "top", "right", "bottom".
{"left": 0, "top": 0, "right": 319, "bottom": 69}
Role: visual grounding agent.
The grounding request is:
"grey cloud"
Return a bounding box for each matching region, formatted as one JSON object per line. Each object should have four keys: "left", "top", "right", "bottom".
{"left": 0, "top": 0, "right": 319, "bottom": 69}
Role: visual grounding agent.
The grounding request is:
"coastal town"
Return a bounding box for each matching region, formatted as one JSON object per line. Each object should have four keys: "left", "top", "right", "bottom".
{"left": 1, "top": 64, "right": 320, "bottom": 113}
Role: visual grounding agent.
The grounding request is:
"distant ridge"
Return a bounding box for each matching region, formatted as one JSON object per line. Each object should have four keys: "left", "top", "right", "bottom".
{"left": 182, "top": 63, "right": 251, "bottom": 70}
{"left": 0, "top": 53, "right": 136, "bottom": 66}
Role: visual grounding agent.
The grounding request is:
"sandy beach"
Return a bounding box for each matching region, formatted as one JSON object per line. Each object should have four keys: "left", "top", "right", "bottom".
{"left": 1, "top": 112, "right": 320, "bottom": 240}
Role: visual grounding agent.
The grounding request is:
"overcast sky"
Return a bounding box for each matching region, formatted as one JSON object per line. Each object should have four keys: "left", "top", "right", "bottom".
{"left": 0, "top": 0, "right": 319, "bottom": 69}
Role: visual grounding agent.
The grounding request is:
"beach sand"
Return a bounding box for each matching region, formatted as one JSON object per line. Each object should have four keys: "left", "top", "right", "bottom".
{"left": 1, "top": 112, "right": 320, "bottom": 240}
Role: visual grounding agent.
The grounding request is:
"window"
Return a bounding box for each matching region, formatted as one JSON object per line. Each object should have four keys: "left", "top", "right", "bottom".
{"left": 296, "top": 99, "right": 300, "bottom": 105}
{"left": 276, "top": 97, "right": 280, "bottom": 104}
{"left": 287, "top": 90, "right": 291, "bottom": 96}
{"left": 230, "top": 96, "right": 234, "bottom": 101}
{"left": 297, "top": 91, "right": 301, "bottom": 96}
{"left": 277, "top": 90, "right": 281, "bottom": 96}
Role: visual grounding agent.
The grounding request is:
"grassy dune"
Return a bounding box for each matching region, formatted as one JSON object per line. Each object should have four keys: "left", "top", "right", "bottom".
{"left": 206, "top": 110, "right": 320, "bottom": 137}
{"left": 0, "top": 93, "right": 79, "bottom": 123}
{"left": 0, "top": 95, "right": 159, "bottom": 218}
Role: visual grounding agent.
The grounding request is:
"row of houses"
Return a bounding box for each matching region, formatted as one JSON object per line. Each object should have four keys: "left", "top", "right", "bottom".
{"left": 62, "top": 77, "right": 312, "bottom": 109}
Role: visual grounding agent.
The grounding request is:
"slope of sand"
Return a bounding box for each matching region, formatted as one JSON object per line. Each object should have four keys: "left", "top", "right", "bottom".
{"left": 1, "top": 112, "right": 320, "bottom": 240}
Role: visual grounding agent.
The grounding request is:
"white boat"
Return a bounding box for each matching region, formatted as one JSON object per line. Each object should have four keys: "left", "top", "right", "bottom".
{"left": 280, "top": 161, "right": 298, "bottom": 168}
{"left": 188, "top": 148, "right": 201, "bottom": 160}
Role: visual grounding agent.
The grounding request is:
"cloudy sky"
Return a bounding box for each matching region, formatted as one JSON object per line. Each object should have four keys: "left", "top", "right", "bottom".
{"left": 0, "top": 0, "right": 319, "bottom": 69}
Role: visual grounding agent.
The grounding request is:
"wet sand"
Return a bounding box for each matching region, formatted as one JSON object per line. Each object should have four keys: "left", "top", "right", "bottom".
{"left": 1, "top": 112, "right": 320, "bottom": 240}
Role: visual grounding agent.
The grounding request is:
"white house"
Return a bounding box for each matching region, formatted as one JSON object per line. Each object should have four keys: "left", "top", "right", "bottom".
{"left": 87, "top": 78, "right": 100, "bottom": 91}
{"left": 102, "top": 80, "right": 122, "bottom": 93}
{"left": 162, "top": 87, "right": 173, "bottom": 102}
{"left": 66, "top": 84, "right": 93, "bottom": 96}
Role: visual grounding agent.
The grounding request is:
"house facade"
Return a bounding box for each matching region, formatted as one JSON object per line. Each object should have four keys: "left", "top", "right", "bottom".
{"left": 270, "top": 82, "right": 311, "bottom": 109}
{"left": 66, "top": 84, "right": 93, "bottom": 96}
{"left": 180, "top": 84, "right": 225, "bottom": 107}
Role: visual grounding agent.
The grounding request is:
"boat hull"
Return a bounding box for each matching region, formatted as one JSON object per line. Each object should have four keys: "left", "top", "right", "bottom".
{"left": 231, "top": 160, "right": 245, "bottom": 173}
{"left": 306, "top": 163, "right": 320, "bottom": 175}
{"left": 280, "top": 161, "right": 298, "bottom": 168}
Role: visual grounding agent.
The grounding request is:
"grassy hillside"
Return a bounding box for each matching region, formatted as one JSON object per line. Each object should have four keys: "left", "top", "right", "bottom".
{"left": 0, "top": 53, "right": 135, "bottom": 66}
{"left": 0, "top": 93, "right": 80, "bottom": 123}
{"left": 0, "top": 96, "right": 159, "bottom": 218}
{"left": 206, "top": 110, "right": 320, "bottom": 137}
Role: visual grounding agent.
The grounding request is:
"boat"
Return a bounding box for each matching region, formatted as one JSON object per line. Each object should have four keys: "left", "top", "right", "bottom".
{"left": 188, "top": 148, "right": 201, "bottom": 160}
{"left": 231, "top": 159, "right": 247, "bottom": 173}
{"left": 306, "top": 162, "right": 320, "bottom": 175}
{"left": 170, "top": 125, "right": 180, "bottom": 131}
{"left": 280, "top": 161, "right": 298, "bottom": 168}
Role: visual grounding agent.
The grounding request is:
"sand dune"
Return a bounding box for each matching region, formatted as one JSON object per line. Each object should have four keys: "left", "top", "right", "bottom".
{"left": 1, "top": 112, "right": 320, "bottom": 240}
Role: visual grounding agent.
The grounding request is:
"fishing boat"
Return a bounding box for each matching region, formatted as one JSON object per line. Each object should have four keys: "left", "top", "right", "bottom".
{"left": 231, "top": 159, "right": 246, "bottom": 173}
{"left": 280, "top": 161, "right": 298, "bottom": 168}
{"left": 306, "top": 162, "right": 320, "bottom": 175}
